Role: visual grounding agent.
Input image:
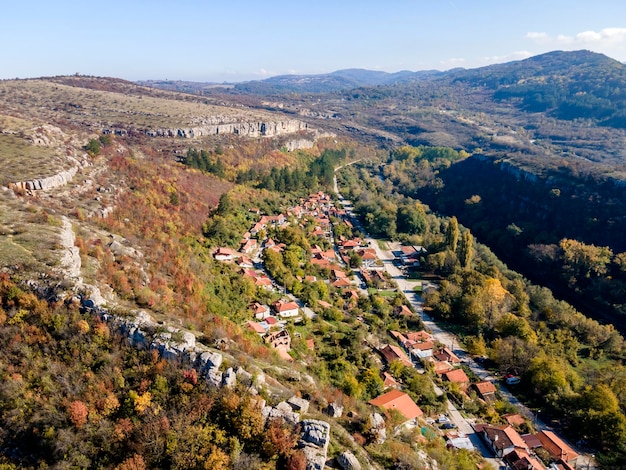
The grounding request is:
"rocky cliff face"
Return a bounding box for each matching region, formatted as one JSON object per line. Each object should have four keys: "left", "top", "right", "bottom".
{"left": 106, "top": 118, "right": 310, "bottom": 139}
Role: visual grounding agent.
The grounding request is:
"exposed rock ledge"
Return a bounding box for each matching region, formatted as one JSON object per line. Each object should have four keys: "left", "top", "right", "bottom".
{"left": 7, "top": 156, "right": 89, "bottom": 191}
{"left": 105, "top": 119, "right": 310, "bottom": 139}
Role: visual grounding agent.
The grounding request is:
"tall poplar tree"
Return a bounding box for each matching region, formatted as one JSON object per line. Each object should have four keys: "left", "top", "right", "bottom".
{"left": 459, "top": 229, "right": 473, "bottom": 269}
{"left": 446, "top": 216, "right": 459, "bottom": 252}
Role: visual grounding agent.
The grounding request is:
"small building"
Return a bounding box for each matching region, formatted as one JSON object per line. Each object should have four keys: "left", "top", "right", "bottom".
{"left": 535, "top": 430, "right": 579, "bottom": 466}
{"left": 475, "top": 424, "right": 528, "bottom": 458}
{"left": 406, "top": 331, "right": 433, "bottom": 342}
{"left": 381, "top": 371, "right": 399, "bottom": 389}
{"left": 240, "top": 238, "right": 258, "bottom": 254}
{"left": 504, "top": 413, "right": 526, "bottom": 428}
{"left": 446, "top": 433, "right": 475, "bottom": 451}
{"left": 434, "top": 347, "right": 461, "bottom": 364}
{"left": 394, "top": 305, "right": 413, "bottom": 318}
{"left": 236, "top": 256, "right": 254, "bottom": 268}
{"left": 214, "top": 247, "right": 236, "bottom": 261}
{"left": 503, "top": 448, "right": 547, "bottom": 470}
{"left": 250, "top": 302, "right": 271, "bottom": 320}
{"left": 369, "top": 390, "right": 423, "bottom": 422}
{"left": 317, "top": 300, "right": 333, "bottom": 310}
{"left": 273, "top": 300, "right": 300, "bottom": 318}
{"left": 473, "top": 381, "right": 497, "bottom": 403}
{"left": 432, "top": 360, "right": 454, "bottom": 375}
{"left": 379, "top": 344, "right": 413, "bottom": 368}
{"left": 443, "top": 368, "right": 470, "bottom": 390}
{"left": 246, "top": 320, "right": 267, "bottom": 336}
{"left": 331, "top": 278, "right": 352, "bottom": 289}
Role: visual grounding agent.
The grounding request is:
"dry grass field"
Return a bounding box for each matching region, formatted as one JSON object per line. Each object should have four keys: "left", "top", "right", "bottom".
{"left": 0, "top": 78, "right": 277, "bottom": 130}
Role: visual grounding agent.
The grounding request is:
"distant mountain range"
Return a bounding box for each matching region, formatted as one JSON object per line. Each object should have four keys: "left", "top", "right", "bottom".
{"left": 140, "top": 50, "right": 626, "bottom": 132}
{"left": 139, "top": 68, "right": 445, "bottom": 94}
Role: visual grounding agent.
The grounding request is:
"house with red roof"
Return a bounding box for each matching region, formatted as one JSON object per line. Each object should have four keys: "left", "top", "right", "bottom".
{"left": 250, "top": 302, "right": 271, "bottom": 320}
{"left": 406, "top": 331, "right": 433, "bottom": 342}
{"left": 240, "top": 238, "right": 257, "bottom": 254}
{"left": 535, "top": 430, "right": 579, "bottom": 466}
{"left": 272, "top": 300, "right": 300, "bottom": 318}
{"left": 356, "top": 248, "right": 378, "bottom": 267}
{"left": 245, "top": 321, "right": 267, "bottom": 335}
{"left": 474, "top": 423, "right": 529, "bottom": 458}
{"left": 432, "top": 360, "right": 454, "bottom": 375}
{"left": 434, "top": 347, "right": 461, "bottom": 364}
{"left": 443, "top": 368, "right": 470, "bottom": 390}
{"left": 473, "top": 381, "right": 497, "bottom": 403}
{"left": 503, "top": 448, "right": 547, "bottom": 470}
{"left": 394, "top": 305, "right": 413, "bottom": 318}
{"left": 214, "top": 247, "right": 236, "bottom": 261}
{"left": 369, "top": 390, "right": 423, "bottom": 422}
{"left": 379, "top": 344, "right": 413, "bottom": 368}
{"left": 381, "top": 371, "right": 399, "bottom": 389}
{"left": 236, "top": 256, "right": 254, "bottom": 268}
{"left": 331, "top": 278, "right": 352, "bottom": 289}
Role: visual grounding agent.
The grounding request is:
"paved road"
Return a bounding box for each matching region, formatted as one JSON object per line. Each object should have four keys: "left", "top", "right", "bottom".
{"left": 333, "top": 173, "right": 600, "bottom": 469}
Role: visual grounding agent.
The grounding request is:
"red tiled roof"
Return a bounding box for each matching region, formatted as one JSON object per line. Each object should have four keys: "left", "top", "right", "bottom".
{"left": 474, "top": 381, "right": 497, "bottom": 395}
{"left": 406, "top": 331, "right": 432, "bottom": 342}
{"left": 369, "top": 390, "right": 423, "bottom": 421}
{"left": 536, "top": 431, "right": 579, "bottom": 463}
{"left": 331, "top": 278, "right": 352, "bottom": 288}
{"left": 444, "top": 368, "right": 470, "bottom": 384}
{"left": 379, "top": 344, "right": 413, "bottom": 368}
{"left": 504, "top": 414, "right": 526, "bottom": 427}
{"left": 245, "top": 321, "right": 266, "bottom": 334}
{"left": 273, "top": 301, "right": 299, "bottom": 312}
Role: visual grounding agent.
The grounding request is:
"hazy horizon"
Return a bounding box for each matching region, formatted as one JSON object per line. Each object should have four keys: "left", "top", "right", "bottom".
{"left": 3, "top": 0, "right": 626, "bottom": 82}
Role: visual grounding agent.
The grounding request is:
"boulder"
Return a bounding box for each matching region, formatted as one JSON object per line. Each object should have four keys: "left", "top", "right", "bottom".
{"left": 198, "top": 351, "right": 223, "bottom": 372}
{"left": 287, "top": 396, "right": 310, "bottom": 414}
{"left": 337, "top": 451, "right": 361, "bottom": 470}
{"left": 300, "top": 419, "right": 330, "bottom": 450}
{"left": 222, "top": 367, "right": 236, "bottom": 388}
{"left": 325, "top": 402, "right": 343, "bottom": 418}
{"left": 369, "top": 413, "right": 386, "bottom": 444}
{"left": 299, "top": 419, "right": 331, "bottom": 470}
{"left": 262, "top": 403, "right": 300, "bottom": 426}
{"left": 206, "top": 367, "right": 223, "bottom": 388}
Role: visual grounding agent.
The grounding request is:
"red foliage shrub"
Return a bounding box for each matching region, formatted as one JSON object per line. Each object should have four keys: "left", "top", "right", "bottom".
{"left": 67, "top": 400, "right": 88, "bottom": 428}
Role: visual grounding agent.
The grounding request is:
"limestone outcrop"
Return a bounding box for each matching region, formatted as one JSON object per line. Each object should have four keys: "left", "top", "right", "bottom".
{"left": 106, "top": 118, "right": 310, "bottom": 139}
{"left": 9, "top": 166, "right": 78, "bottom": 191}
{"left": 299, "top": 419, "right": 331, "bottom": 470}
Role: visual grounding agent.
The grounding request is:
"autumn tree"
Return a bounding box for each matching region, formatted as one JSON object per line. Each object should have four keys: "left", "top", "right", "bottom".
{"left": 559, "top": 238, "right": 612, "bottom": 279}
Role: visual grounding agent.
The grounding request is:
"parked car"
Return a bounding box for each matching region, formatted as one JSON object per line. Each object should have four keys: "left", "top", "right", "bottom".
{"left": 440, "top": 422, "right": 457, "bottom": 430}
{"left": 505, "top": 374, "right": 521, "bottom": 385}
{"left": 437, "top": 414, "right": 451, "bottom": 424}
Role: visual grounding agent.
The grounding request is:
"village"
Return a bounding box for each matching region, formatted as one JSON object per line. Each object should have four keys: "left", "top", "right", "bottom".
{"left": 213, "top": 190, "right": 586, "bottom": 470}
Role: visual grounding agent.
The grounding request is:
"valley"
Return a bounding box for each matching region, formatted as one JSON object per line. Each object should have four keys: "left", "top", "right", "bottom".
{"left": 1, "top": 50, "right": 626, "bottom": 469}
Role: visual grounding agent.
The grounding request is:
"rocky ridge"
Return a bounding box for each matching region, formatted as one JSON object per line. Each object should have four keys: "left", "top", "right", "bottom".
{"left": 106, "top": 118, "right": 310, "bottom": 139}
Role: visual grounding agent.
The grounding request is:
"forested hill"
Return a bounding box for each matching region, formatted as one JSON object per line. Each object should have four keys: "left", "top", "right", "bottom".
{"left": 385, "top": 148, "right": 626, "bottom": 332}
{"left": 448, "top": 50, "right": 626, "bottom": 127}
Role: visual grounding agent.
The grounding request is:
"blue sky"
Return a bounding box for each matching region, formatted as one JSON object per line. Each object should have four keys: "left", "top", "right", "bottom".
{"left": 3, "top": 0, "right": 626, "bottom": 82}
